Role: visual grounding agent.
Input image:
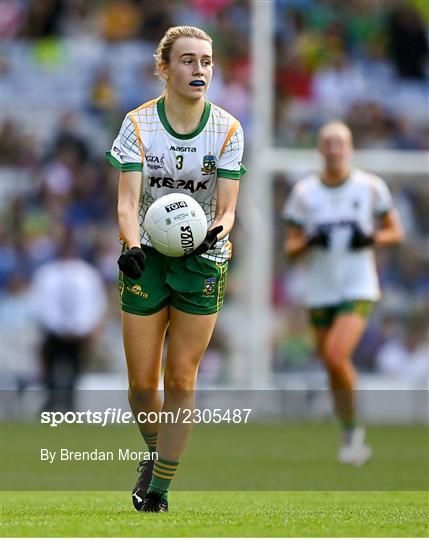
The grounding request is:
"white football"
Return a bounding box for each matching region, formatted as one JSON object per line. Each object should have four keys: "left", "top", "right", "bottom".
{"left": 144, "top": 194, "right": 208, "bottom": 257}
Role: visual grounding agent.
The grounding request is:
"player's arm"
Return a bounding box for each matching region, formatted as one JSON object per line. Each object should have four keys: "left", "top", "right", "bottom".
{"left": 211, "top": 177, "right": 240, "bottom": 239}
{"left": 213, "top": 119, "right": 245, "bottom": 241}
{"left": 285, "top": 224, "right": 309, "bottom": 259}
{"left": 117, "top": 171, "right": 142, "bottom": 248}
{"left": 188, "top": 178, "right": 239, "bottom": 256}
{"left": 285, "top": 218, "right": 330, "bottom": 258}
{"left": 374, "top": 209, "right": 404, "bottom": 246}
{"left": 283, "top": 183, "right": 329, "bottom": 258}
{"left": 366, "top": 175, "right": 404, "bottom": 247}
{"left": 116, "top": 171, "right": 146, "bottom": 279}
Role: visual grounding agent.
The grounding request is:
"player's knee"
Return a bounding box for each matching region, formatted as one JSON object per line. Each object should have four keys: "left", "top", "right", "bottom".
{"left": 128, "top": 378, "right": 159, "bottom": 400}
{"left": 323, "top": 343, "right": 348, "bottom": 372}
{"left": 164, "top": 370, "right": 196, "bottom": 391}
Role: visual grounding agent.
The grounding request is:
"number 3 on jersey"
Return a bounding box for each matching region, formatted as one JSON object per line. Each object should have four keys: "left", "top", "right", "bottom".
{"left": 176, "top": 155, "right": 183, "bottom": 170}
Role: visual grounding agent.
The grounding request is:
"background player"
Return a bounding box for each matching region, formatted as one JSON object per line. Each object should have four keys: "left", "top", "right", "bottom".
{"left": 106, "top": 26, "right": 245, "bottom": 511}
{"left": 283, "top": 121, "right": 403, "bottom": 465}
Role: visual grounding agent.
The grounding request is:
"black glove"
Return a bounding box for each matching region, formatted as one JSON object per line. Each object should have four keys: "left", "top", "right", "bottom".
{"left": 307, "top": 225, "right": 330, "bottom": 249}
{"left": 187, "top": 226, "right": 223, "bottom": 256}
{"left": 349, "top": 223, "right": 374, "bottom": 250}
{"left": 117, "top": 246, "right": 146, "bottom": 279}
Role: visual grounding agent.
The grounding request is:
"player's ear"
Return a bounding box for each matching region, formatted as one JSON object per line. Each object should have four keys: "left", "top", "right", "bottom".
{"left": 158, "top": 62, "right": 169, "bottom": 81}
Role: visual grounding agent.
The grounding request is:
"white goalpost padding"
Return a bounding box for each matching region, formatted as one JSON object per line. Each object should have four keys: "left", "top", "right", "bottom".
{"left": 232, "top": 0, "right": 275, "bottom": 388}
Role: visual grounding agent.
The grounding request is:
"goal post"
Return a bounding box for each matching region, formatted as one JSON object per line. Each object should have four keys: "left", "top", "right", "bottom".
{"left": 232, "top": 0, "right": 275, "bottom": 388}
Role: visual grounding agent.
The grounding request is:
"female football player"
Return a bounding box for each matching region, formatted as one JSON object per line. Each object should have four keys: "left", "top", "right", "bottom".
{"left": 106, "top": 26, "right": 246, "bottom": 512}
{"left": 283, "top": 121, "right": 403, "bottom": 465}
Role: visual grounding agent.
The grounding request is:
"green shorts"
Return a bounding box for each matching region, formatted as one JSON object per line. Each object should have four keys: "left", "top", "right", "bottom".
{"left": 119, "top": 247, "right": 228, "bottom": 316}
{"left": 309, "top": 300, "right": 375, "bottom": 328}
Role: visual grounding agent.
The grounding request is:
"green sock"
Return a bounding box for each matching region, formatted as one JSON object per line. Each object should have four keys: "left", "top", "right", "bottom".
{"left": 147, "top": 456, "right": 180, "bottom": 501}
{"left": 342, "top": 421, "right": 357, "bottom": 444}
{"left": 343, "top": 420, "right": 357, "bottom": 432}
{"left": 142, "top": 432, "right": 158, "bottom": 455}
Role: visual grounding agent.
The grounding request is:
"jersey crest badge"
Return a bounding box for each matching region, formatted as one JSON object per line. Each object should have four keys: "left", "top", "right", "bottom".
{"left": 201, "top": 154, "right": 216, "bottom": 175}
{"left": 202, "top": 277, "right": 217, "bottom": 297}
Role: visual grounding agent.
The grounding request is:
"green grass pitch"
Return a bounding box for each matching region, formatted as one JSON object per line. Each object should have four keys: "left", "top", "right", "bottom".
{"left": 1, "top": 422, "right": 428, "bottom": 536}
{"left": 1, "top": 490, "right": 428, "bottom": 537}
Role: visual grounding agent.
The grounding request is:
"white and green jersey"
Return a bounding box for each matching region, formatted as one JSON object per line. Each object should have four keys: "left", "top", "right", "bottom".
{"left": 106, "top": 96, "right": 246, "bottom": 263}
{"left": 283, "top": 169, "right": 393, "bottom": 307}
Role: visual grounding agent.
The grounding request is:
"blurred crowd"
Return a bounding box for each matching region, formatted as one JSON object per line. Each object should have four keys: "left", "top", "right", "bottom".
{"left": 275, "top": 0, "right": 429, "bottom": 149}
{"left": 1, "top": 0, "right": 428, "bottom": 389}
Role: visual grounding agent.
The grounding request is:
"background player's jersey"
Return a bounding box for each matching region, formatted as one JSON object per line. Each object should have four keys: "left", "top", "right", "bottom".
{"left": 283, "top": 169, "right": 393, "bottom": 307}
{"left": 106, "top": 96, "right": 246, "bottom": 263}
